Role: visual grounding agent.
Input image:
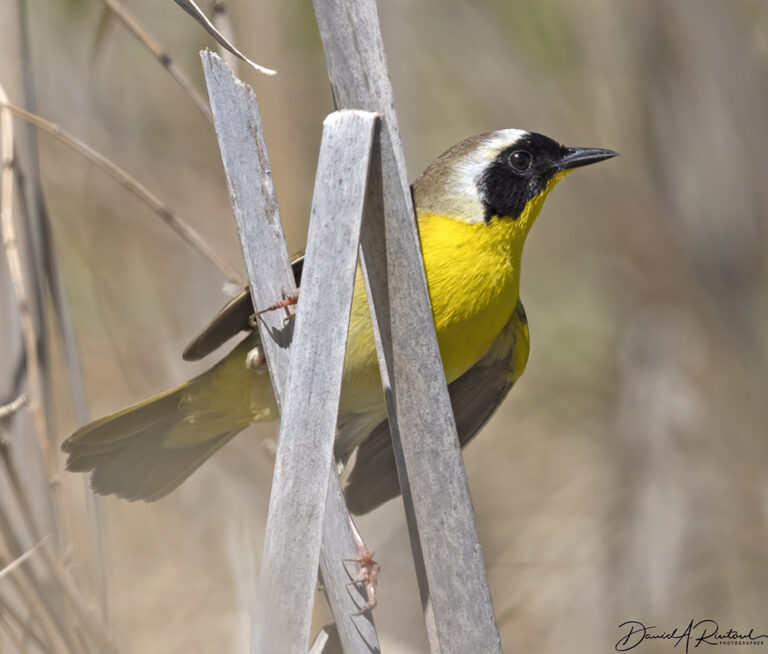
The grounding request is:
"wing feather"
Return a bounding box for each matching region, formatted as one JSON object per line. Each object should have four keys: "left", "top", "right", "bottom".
{"left": 182, "top": 253, "right": 305, "bottom": 361}
{"left": 343, "top": 301, "right": 529, "bottom": 515}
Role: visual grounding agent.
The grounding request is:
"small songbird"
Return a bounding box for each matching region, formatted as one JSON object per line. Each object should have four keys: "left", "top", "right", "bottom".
{"left": 62, "top": 130, "right": 616, "bottom": 514}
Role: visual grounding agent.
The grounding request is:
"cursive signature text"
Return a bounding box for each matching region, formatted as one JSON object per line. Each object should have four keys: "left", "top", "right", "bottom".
{"left": 616, "top": 619, "right": 768, "bottom": 653}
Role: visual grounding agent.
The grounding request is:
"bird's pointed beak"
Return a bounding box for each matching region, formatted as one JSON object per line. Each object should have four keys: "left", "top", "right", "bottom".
{"left": 558, "top": 147, "right": 618, "bottom": 171}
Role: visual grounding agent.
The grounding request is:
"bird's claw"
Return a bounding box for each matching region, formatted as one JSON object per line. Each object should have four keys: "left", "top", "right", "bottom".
{"left": 344, "top": 548, "right": 380, "bottom": 615}
{"left": 256, "top": 289, "right": 299, "bottom": 317}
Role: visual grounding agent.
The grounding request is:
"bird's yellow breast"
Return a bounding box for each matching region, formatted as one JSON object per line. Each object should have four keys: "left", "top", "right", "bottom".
{"left": 339, "top": 172, "right": 566, "bottom": 414}
{"left": 336, "top": 216, "right": 521, "bottom": 421}
{"left": 412, "top": 171, "right": 567, "bottom": 380}
{"left": 417, "top": 212, "right": 522, "bottom": 381}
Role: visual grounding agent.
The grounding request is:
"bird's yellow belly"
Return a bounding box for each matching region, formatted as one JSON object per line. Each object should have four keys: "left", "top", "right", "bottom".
{"left": 338, "top": 212, "right": 521, "bottom": 413}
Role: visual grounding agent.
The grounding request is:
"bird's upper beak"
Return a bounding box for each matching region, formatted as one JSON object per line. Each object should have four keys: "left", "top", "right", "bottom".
{"left": 557, "top": 147, "right": 618, "bottom": 171}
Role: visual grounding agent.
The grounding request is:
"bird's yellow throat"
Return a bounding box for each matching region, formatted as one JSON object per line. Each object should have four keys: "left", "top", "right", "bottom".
{"left": 416, "top": 170, "right": 570, "bottom": 381}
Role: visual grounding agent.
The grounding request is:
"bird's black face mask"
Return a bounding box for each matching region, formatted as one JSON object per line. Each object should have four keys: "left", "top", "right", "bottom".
{"left": 480, "top": 132, "right": 616, "bottom": 221}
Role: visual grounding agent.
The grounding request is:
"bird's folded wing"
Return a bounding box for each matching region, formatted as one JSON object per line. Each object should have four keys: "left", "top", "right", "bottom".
{"left": 343, "top": 348, "right": 514, "bottom": 515}
{"left": 343, "top": 301, "right": 529, "bottom": 515}
{"left": 182, "top": 252, "right": 305, "bottom": 361}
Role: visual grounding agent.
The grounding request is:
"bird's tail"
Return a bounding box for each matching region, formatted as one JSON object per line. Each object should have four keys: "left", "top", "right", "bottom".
{"left": 62, "top": 336, "right": 277, "bottom": 501}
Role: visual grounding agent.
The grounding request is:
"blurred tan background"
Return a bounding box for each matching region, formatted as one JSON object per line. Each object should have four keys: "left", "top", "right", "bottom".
{"left": 2, "top": 0, "right": 768, "bottom": 652}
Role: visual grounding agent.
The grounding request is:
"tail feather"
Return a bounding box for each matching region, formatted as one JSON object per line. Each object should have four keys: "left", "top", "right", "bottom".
{"left": 138, "top": 433, "right": 237, "bottom": 502}
{"left": 63, "top": 386, "right": 185, "bottom": 449}
{"left": 63, "top": 384, "right": 242, "bottom": 502}
{"left": 86, "top": 429, "right": 237, "bottom": 501}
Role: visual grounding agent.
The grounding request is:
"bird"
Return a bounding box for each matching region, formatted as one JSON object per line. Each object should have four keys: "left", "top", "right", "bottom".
{"left": 62, "top": 129, "right": 616, "bottom": 515}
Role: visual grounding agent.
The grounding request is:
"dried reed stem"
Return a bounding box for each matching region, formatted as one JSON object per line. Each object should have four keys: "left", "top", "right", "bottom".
{"left": 0, "top": 101, "right": 244, "bottom": 285}
{"left": 38, "top": 541, "right": 118, "bottom": 653}
{"left": 100, "top": 0, "right": 214, "bottom": 124}
{"left": 16, "top": 0, "right": 111, "bottom": 620}
{"left": 0, "top": 393, "right": 27, "bottom": 419}
{"left": 0, "top": 440, "right": 118, "bottom": 652}
{"left": 0, "top": 85, "right": 59, "bottom": 499}
{"left": 0, "top": 509, "right": 73, "bottom": 654}
{"left": 0, "top": 595, "right": 53, "bottom": 653}
{"left": 0, "top": 613, "right": 24, "bottom": 652}
{"left": 0, "top": 536, "right": 47, "bottom": 580}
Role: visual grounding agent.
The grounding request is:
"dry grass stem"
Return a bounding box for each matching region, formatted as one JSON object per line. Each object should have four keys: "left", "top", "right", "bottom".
{"left": 0, "top": 596, "right": 57, "bottom": 654}
{"left": 0, "top": 611, "right": 28, "bottom": 653}
{"left": 0, "top": 532, "right": 72, "bottom": 653}
{"left": 174, "top": 0, "right": 276, "bottom": 75}
{"left": 2, "top": 585, "right": 64, "bottom": 653}
{"left": 38, "top": 541, "right": 119, "bottom": 653}
{"left": 100, "top": 0, "right": 214, "bottom": 124}
{"left": 0, "top": 438, "right": 118, "bottom": 652}
{"left": 0, "top": 101, "right": 244, "bottom": 285}
{"left": 0, "top": 85, "right": 58, "bottom": 486}
{"left": 0, "top": 441, "right": 45, "bottom": 550}
{"left": 0, "top": 394, "right": 27, "bottom": 419}
{"left": 15, "top": 0, "right": 111, "bottom": 620}
{"left": 0, "top": 536, "right": 47, "bottom": 581}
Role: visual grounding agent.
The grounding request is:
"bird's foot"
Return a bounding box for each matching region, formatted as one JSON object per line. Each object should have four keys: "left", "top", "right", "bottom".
{"left": 256, "top": 289, "right": 299, "bottom": 316}
{"left": 344, "top": 547, "right": 380, "bottom": 615}
{"left": 343, "top": 516, "right": 380, "bottom": 615}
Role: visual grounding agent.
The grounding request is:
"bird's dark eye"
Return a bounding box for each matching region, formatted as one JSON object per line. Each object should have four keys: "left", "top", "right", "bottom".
{"left": 508, "top": 150, "right": 533, "bottom": 171}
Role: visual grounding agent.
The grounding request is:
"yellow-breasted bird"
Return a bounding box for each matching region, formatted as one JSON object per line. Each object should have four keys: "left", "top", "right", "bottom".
{"left": 62, "top": 130, "right": 616, "bottom": 514}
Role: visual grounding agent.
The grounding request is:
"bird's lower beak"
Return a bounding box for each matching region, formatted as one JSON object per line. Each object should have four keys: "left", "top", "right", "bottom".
{"left": 558, "top": 147, "right": 618, "bottom": 171}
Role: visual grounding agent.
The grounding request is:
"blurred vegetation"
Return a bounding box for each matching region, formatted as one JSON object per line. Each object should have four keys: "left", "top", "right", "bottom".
{"left": 1, "top": 0, "right": 768, "bottom": 652}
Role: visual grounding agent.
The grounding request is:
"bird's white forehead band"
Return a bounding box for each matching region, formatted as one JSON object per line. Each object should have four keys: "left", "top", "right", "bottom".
{"left": 479, "top": 129, "right": 530, "bottom": 160}
{"left": 452, "top": 129, "right": 529, "bottom": 222}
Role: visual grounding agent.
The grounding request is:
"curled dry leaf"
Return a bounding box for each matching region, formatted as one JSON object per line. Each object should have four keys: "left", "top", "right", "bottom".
{"left": 173, "top": 0, "right": 276, "bottom": 75}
